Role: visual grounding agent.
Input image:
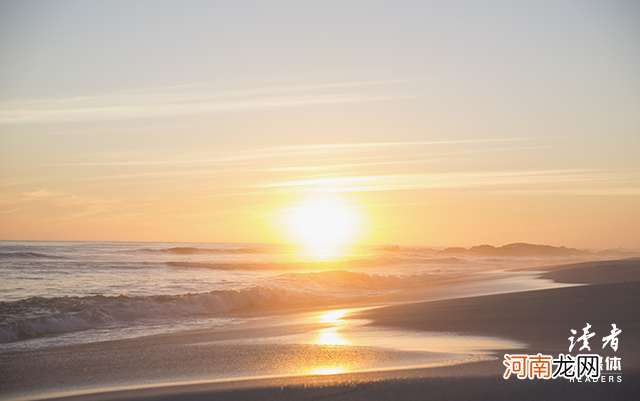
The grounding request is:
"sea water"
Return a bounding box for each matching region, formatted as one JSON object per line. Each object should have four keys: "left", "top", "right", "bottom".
{"left": 0, "top": 240, "right": 588, "bottom": 353}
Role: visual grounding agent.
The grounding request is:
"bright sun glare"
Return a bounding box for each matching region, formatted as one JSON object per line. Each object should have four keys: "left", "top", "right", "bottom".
{"left": 285, "top": 198, "right": 359, "bottom": 254}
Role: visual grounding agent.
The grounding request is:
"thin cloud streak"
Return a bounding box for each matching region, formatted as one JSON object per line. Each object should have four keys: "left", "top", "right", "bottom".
{"left": 262, "top": 169, "right": 629, "bottom": 193}
{"left": 0, "top": 94, "right": 398, "bottom": 125}
{"left": 0, "top": 79, "right": 411, "bottom": 125}
{"left": 43, "top": 138, "right": 536, "bottom": 167}
{"left": 261, "top": 137, "right": 535, "bottom": 152}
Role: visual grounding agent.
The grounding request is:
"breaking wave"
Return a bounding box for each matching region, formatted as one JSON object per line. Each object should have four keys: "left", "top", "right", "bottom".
{"left": 142, "top": 247, "right": 268, "bottom": 255}
{"left": 0, "top": 252, "right": 66, "bottom": 260}
{"left": 0, "top": 270, "right": 435, "bottom": 344}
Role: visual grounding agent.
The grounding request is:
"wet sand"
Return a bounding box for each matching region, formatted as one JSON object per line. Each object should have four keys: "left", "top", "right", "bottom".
{"left": 1, "top": 259, "right": 638, "bottom": 400}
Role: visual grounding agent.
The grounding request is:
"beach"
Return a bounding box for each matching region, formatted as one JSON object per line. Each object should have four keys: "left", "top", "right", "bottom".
{"left": 3, "top": 2, "right": 639, "bottom": 400}
{"left": 2, "top": 258, "right": 638, "bottom": 401}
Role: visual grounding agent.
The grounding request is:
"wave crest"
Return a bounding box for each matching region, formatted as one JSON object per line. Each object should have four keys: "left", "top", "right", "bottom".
{"left": 143, "top": 247, "right": 267, "bottom": 255}
{"left": 0, "top": 270, "right": 435, "bottom": 344}
{"left": 0, "top": 252, "right": 65, "bottom": 260}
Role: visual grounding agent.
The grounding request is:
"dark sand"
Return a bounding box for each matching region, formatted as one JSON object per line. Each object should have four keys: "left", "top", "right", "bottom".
{"left": 2, "top": 259, "right": 638, "bottom": 401}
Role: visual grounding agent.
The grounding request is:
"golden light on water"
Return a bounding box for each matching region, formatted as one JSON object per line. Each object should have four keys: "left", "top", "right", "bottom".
{"left": 305, "top": 309, "right": 357, "bottom": 375}
{"left": 315, "top": 328, "right": 349, "bottom": 346}
{"left": 315, "top": 309, "right": 350, "bottom": 346}
{"left": 318, "top": 309, "right": 349, "bottom": 323}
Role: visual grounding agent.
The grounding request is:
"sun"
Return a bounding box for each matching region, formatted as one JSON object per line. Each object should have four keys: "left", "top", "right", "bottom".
{"left": 284, "top": 197, "right": 359, "bottom": 254}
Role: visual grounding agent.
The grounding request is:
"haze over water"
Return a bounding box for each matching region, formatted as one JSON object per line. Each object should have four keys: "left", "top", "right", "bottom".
{"left": 0, "top": 239, "right": 621, "bottom": 353}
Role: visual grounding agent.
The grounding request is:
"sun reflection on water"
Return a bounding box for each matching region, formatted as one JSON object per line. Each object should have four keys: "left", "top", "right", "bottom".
{"left": 315, "top": 328, "right": 349, "bottom": 346}
{"left": 303, "top": 309, "right": 354, "bottom": 375}
{"left": 315, "top": 309, "right": 350, "bottom": 346}
{"left": 318, "top": 309, "right": 349, "bottom": 324}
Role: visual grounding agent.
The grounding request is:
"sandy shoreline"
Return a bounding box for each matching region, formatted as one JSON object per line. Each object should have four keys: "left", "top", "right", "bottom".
{"left": 356, "top": 259, "right": 640, "bottom": 359}
{"left": 1, "top": 258, "right": 638, "bottom": 400}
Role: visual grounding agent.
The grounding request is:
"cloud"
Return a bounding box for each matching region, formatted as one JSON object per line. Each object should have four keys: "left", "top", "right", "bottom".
{"left": 261, "top": 169, "right": 624, "bottom": 193}
{"left": 44, "top": 137, "right": 535, "bottom": 167}
{"left": 22, "top": 189, "right": 59, "bottom": 198}
{"left": 18, "top": 189, "right": 119, "bottom": 213}
{"left": 0, "top": 80, "right": 408, "bottom": 125}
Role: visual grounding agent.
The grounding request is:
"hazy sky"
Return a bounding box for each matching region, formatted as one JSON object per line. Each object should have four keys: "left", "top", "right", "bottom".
{"left": 1, "top": 0, "right": 639, "bottom": 248}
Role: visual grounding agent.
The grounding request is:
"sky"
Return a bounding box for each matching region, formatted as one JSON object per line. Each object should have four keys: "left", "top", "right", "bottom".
{"left": 1, "top": 0, "right": 639, "bottom": 249}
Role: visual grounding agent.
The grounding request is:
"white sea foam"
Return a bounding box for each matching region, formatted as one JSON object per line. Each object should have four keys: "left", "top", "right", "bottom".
{"left": 0, "top": 270, "right": 436, "bottom": 343}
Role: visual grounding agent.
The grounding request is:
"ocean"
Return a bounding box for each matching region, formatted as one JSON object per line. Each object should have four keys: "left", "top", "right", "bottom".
{"left": 0, "top": 240, "right": 589, "bottom": 354}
